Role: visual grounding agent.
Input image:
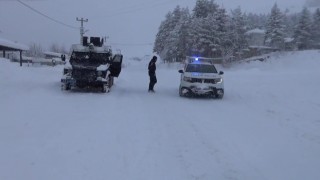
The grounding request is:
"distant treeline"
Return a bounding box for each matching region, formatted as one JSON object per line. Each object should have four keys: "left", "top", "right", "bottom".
{"left": 153, "top": 0, "right": 320, "bottom": 62}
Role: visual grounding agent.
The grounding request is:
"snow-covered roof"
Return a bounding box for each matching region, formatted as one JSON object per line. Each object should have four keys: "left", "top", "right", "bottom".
{"left": 245, "top": 28, "right": 266, "bottom": 35}
{"left": 71, "top": 44, "right": 111, "bottom": 53}
{"left": 43, "top": 51, "right": 62, "bottom": 57}
{"left": 0, "top": 37, "right": 29, "bottom": 51}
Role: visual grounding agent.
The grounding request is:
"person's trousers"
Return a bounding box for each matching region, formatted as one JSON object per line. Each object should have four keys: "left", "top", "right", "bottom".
{"left": 149, "top": 74, "right": 157, "bottom": 90}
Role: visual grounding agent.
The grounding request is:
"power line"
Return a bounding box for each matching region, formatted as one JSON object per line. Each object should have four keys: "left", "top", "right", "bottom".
{"left": 14, "top": 0, "right": 183, "bottom": 46}
{"left": 103, "top": 0, "right": 182, "bottom": 18}
{"left": 16, "top": 0, "right": 78, "bottom": 30}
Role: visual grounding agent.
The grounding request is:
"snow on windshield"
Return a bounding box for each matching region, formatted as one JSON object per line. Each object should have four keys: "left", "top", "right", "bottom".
{"left": 70, "top": 52, "right": 111, "bottom": 66}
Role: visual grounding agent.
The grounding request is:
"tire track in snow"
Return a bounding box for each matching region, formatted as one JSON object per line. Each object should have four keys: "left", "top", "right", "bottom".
{"left": 161, "top": 110, "right": 243, "bottom": 180}
{"left": 116, "top": 63, "right": 266, "bottom": 180}
{"left": 159, "top": 99, "right": 268, "bottom": 180}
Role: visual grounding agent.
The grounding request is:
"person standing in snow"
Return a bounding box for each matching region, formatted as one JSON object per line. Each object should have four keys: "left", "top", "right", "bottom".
{"left": 148, "top": 56, "right": 157, "bottom": 92}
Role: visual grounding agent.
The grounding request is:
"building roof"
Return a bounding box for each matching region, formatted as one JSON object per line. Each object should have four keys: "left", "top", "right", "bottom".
{"left": 0, "top": 37, "right": 29, "bottom": 51}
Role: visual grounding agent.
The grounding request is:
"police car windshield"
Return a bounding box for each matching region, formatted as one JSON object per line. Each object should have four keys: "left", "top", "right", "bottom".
{"left": 186, "top": 64, "right": 217, "bottom": 73}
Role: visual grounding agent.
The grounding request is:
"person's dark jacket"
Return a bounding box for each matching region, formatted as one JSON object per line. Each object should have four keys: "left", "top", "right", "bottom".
{"left": 148, "top": 59, "right": 156, "bottom": 76}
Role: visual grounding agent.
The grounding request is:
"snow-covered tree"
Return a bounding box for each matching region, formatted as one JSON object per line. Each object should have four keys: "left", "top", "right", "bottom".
{"left": 306, "top": 0, "right": 320, "bottom": 7}
{"left": 154, "top": 0, "right": 318, "bottom": 63}
{"left": 49, "top": 43, "right": 68, "bottom": 54}
{"left": 193, "top": 0, "right": 218, "bottom": 18}
{"left": 293, "top": 7, "right": 313, "bottom": 50}
{"left": 245, "top": 13, "right": 268, "bottom": 29}
{"left": 216, "top": 8, "right": 234, "bottom": 61}
{"left": 199, "top": 14, "right": 220, "bottom": 56}
{"left": 49, "top": 43, "right": 60, "bottom": 53}
{"left": 153, "top": 12, "right": 174, "bottom": 60}
{"left": 187, "top": 17, "right": 202, "bottom": 55}
{"left": 153, "top": 6, "right": 190, "bottom": 62}
{"left": 311, "top": 8, "right": 320, "bottom": 46}
{"left": 283, "top": 10, "right": 299, "bottom": 37}
{"left": 188, "top": 0, "right": 223, "bottom": 57}
{"left": 60, "top": 44, "right": 68, "bottom": 54}
{"left": 229, "top": 7, "right": 248, "bottom": 54}
{"left": 26, "top": 43, "right": 44, "bottom": 58}
{"left": 173, "top": 8, "right": 191, "bottom": 62}
{"left": 264, "top": 3, "right": 286, "bottom": 49}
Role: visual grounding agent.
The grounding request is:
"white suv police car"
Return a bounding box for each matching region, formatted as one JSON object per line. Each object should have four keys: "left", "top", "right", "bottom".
{"left": 178, "top": 57, "right": 224, "bottom": 98}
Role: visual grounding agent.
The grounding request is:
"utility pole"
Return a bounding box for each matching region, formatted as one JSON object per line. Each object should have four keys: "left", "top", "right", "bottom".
{"left": 76, "top": 17, "right": 88, "bottom": 45}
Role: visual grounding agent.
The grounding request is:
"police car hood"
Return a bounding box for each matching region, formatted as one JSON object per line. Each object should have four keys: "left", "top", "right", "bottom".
{"left": 184, "top": 72, "right": 221, "bottom": 79}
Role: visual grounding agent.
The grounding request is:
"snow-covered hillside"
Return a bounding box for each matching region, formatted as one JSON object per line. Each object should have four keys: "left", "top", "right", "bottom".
{"left": 1, "top": 50, "right": 320, "bottom": 180}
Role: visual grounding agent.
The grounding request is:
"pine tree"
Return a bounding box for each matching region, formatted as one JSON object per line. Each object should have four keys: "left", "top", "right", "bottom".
{"left": 153, "top": 12, "right": 173, "bottom": 57}
{"left": 27, "top": 43, "right": 44, "bottom": 58}
{"left": 229, "top": 7, "right": 248, "bottom": 54}
{"left": 153, "top": 6, "right": 191, "bottom": 62}
{"left": 163, "top": 6, "right": 182, "bottom": 62}
{"left": 175, "top": 8, "right": 191, "bottom": 61}
{"left": 312, "top": 8, "right": 320, "bottom": 46}
{"left": 216, "top": 8, "right": 233, "bottom": 61}
{"left": 283, "top": 11, "right": 299, "bottom": 38}
{"left": 188, "top": 0, "right": 221, "bottom": 57}
{"left": 164, "top": 7, "right": 191, "bottom": 62}
{"left": 245, "top": 13, "right": 268, "bottom": 30}
{"left": 193, "top": 0, "right": 218, "bottom": 18}
{"left": 294, "top": 7, "right": 313, "bottom": 50}
{"left": 201, "top": 14, "right": 220, "bottom": 56}
{"left": 306, "top": 0, "right": 320, "bottom": 7}
{"left": 264, "top": 3, "right": 286, "bottom": 49}
{"left": 187, "top": 0, "right": 220, "bottom": 56}
{"left": 187, "top": 17, "right": 202, "bottom": 55}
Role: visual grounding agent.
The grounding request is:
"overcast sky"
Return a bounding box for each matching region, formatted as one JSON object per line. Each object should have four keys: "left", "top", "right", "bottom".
{"left": 0, "top": 0, "right": 313, "bottom": 56}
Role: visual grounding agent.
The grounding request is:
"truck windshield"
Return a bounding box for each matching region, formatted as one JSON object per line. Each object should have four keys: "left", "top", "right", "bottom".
{"left": 70, "top": 52, "right": 111, "bottom": 66}
{"left": 186, "top": 64, "right": 217, "bottom": 73}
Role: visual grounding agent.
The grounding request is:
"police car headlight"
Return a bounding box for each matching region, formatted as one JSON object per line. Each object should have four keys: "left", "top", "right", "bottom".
{"left": 183, "top": 77, "right": 192, "bottom": 82}
{"left": 215, "top": 78, "right": 223, "bottom": 83}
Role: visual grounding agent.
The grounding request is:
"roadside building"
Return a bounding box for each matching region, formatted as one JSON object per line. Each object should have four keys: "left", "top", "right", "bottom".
{"left": 0, "top": 37, "right": 29, "bottom": 66}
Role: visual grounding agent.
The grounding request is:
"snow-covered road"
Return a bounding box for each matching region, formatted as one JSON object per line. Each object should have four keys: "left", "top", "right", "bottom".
{"left": 1, "top": 51, "right": 320, "bottom": 180}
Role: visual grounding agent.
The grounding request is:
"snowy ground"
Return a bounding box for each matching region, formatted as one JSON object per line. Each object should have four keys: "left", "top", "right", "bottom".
{"left": 1, "top": 50, "right": 320, "bottom": 180}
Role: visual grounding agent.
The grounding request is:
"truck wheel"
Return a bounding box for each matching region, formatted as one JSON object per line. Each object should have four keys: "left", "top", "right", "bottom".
{"left": 216, "top": 90, "right": 224, "bottom": 99}
{"left": 179, "top": 88, "right": 184, "bottom": 97}
{"left": 101, "top": 84, "right": 109, "bottom": 93}
{"left": 216, "top": 93, "right": 224, "bottom": 99}
{"left": 109, "top": 77, "right": 114, "bottom": 87}
{"left": 61, "top": 84, "right": 70, "bottom": 91}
